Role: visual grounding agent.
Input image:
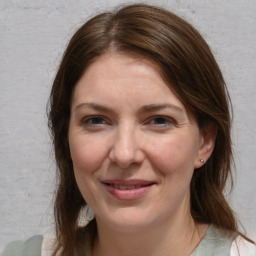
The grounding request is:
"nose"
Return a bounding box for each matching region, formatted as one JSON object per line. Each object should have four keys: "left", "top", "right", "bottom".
{"left": 109, "top": 124, "right": 144, "bottom": 169}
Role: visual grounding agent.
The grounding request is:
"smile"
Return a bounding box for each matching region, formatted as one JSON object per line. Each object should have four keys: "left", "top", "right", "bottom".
{"left": 102, "top": 180, "right": 155, "bottom": 200}
{"left": 111, "top": 184, "right": 145, "bottom": 190}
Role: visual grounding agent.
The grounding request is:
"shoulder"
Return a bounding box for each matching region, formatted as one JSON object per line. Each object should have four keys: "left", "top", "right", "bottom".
{"left": 41, "top": 235, "right": 55, "bottom": 256}
{"left": 191, "top": 225, "right": 255, "bottom": 256}
{"left": 231, "top": 235, "right": 256, "bottom": 256}
{"left": 1, "top": 235, "right": 43, "bottom": 256}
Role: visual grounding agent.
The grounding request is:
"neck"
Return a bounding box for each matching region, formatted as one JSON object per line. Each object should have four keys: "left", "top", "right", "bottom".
{"left": 92, "top": 212, "right": 208, "bottom": 256}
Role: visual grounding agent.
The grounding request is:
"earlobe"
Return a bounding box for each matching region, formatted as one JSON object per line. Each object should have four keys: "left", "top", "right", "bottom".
{"left": 194, "top": 123, "right": 217, "bottom": 169}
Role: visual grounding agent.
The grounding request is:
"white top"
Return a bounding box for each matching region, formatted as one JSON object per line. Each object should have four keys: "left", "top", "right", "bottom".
{"left": 41, "top": 235, "right": 55, "bottom": 256}
{"left": 2, "top": 225, "right": 255, "bottom": 256}
{"left": 41, "top": 234, "right": 256, "bottom": 256}
{"left": 230, "top": 236, "right": 256, "bottom": 256}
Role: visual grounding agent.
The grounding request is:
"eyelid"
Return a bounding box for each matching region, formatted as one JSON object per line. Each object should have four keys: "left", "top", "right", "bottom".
{"left": 80, "top": 115, "right": 177, "bottom": 129}
{"left": 81, "top": 115, "right": 110, "bottom": 126}
{"left": 145, "top": 116, "right": 176, "bottom": 126}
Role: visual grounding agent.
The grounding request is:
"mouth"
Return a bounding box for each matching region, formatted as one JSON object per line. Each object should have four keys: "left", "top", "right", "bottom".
{"left": 108, "top": 184, "right": 146, "bottom": 190}
{"left": 101, "top": 180, "right": 156, "bottom": 200}
{"left": 107, "top": 184, "right": 149, "bottom": 190}
{"left": 102, "top": 179, "right": 155, "bottom": 189}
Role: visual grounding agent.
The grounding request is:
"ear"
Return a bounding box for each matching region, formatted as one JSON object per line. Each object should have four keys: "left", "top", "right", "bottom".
{"left": 194, "top": 123, "right": 217, "bottom": 169}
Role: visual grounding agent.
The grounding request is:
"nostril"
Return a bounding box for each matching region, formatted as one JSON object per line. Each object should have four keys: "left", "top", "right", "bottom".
{"left": 109, "top": 144, "right": 145, "bottom": 169}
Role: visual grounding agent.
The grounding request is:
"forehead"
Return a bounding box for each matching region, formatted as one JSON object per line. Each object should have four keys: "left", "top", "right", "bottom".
{"left": 70, "top": 52, "right": 197, "bottom": 124}
{"left": 72, "top": 52, "right": 179, "bottom": 103}
{"left": 82, "top": 52, "right": 163, "bottom": 83}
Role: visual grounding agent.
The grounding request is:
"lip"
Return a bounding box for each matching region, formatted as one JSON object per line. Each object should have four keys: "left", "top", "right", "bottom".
{"left": 102, "top": 179, "right": 156, "bottom": 200}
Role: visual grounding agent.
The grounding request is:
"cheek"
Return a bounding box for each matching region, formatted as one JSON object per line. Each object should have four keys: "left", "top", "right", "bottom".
{"left": 69, "top": 135, "right": 109, "bottom": 174}
{"left": 146, "top": 135, "right": 198, "bottom": 175}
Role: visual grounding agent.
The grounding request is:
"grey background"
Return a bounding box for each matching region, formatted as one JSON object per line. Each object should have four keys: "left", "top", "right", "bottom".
{"left": 0, "top": 0, "right": 255, "bottom": 250}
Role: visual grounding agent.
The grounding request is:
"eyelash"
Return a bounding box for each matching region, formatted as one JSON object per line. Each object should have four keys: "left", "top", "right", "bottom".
{"left": 81, "top": 116, "right": 109, "bottom": 127}
{"left": 145, "top": 116, "right": 176, "bottom": 128}
{"left": 80, "top": 115, "right": 176, "bottom": 129}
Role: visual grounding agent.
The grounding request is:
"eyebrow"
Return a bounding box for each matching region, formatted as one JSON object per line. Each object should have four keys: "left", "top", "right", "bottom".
{"left": 74, "top": 102, "right": 111, "bottom": 112}
{"left": 74, "top": 102, "right": 184, "bottom": 114}
{"left": 139, "top": 104, "right": 184, "bottom": 113}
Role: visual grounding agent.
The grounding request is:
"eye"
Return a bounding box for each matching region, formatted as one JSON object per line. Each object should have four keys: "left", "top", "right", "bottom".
{"left": 81, "top": 116, "right": 108, "bottom": 127}
{"left": 151, "top": 117, "right": 169, "bottom": 125}
{"left": 146, "top": 116, "right": 176, "bottom": 128}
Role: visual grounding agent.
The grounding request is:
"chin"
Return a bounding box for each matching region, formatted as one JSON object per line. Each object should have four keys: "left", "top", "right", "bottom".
{"left": 96, "top": 208, "right": 157, "bottom": 233}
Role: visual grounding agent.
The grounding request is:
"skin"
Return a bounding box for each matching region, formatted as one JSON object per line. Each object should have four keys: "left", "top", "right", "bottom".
{"left": 68, "top": 52, "right": 216, "bottom": 256}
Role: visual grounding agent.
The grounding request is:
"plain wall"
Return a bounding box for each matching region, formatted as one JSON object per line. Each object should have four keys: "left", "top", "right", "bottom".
{"left": 0, "top": 0, "right": 255, "bottom": 250}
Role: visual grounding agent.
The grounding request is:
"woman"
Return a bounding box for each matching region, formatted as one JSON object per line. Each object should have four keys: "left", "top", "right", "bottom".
{"left": 2, "top": 3, "right": 255, "bottom": 256}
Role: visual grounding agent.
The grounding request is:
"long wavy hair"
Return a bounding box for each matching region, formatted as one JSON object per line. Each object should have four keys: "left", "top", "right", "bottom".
{"left": 48, "top": 3, "right": 246, "bottom": 255}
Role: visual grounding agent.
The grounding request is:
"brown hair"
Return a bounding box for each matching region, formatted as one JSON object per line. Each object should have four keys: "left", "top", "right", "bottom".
{"left": 48, "top": 3, "right": 246, "bottom": 255}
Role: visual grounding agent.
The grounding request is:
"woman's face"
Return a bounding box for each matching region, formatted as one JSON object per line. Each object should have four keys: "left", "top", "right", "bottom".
{"left": 69, "top": 52, "right": 211, "bottom": 233}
